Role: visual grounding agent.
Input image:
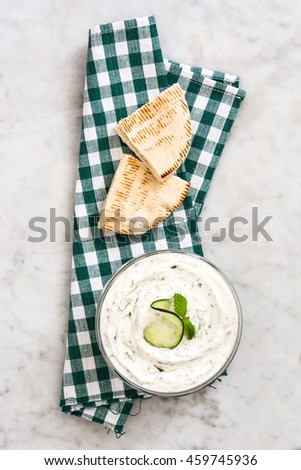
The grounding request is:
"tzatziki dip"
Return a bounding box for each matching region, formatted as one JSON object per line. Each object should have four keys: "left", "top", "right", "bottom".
{"left": 97, "top": 250, "right": 241, "bottom": 395}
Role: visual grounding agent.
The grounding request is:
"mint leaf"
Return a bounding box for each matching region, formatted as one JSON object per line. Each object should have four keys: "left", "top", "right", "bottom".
{"left": 173, "top": 293, "right": 187, "bottom": 317}
{"left": 182, "top": 317, "right": 196, "bottom": 340}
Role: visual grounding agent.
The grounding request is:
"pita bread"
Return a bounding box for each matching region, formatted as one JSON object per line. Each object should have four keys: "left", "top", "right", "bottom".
{"left": 98, "top": 154, "right": 190, "bottom": 235}
{"left": 115, "top": 84, "right": 192, "bottom": 182}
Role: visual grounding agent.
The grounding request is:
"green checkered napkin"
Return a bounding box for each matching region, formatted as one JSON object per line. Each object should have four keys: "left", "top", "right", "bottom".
{"left": 60, "top": 15, "right": 245, "bottom": 434}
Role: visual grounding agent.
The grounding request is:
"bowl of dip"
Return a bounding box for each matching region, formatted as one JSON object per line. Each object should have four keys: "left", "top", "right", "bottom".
{"left": 95, "top": 250, "right": 242, "bottom": 397}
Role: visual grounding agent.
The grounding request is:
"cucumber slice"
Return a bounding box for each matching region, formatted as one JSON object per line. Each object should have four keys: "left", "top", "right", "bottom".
{"left": 151, "top": 299, "right": 172, "bottom": 311}
{"left": 143, "top": 310, "right": 184, "bottom": 349}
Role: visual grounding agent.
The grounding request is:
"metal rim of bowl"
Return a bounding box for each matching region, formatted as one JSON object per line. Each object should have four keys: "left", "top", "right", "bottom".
{"left": 95, "top": 249, "right": 243, "bottom": 397}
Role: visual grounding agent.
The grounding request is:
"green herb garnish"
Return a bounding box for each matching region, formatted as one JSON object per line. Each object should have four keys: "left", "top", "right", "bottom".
{"left": 173, "top": 293, "right": 195, "bottom": 339}
{"left": 173, "top": 293, "right": 187, "bottom": 317}
{"left": 182, "top": 317, "right": 196, "bottom": 340}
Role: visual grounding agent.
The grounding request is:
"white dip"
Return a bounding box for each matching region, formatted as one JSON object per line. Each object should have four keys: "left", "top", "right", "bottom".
{"left": 99, "top": 251, "right": 241, "bottom": 394}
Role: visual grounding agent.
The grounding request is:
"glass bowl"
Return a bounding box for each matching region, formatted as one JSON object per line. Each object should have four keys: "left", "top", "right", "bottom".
{"left": 95, "top": 249, "right": 242, "bottom": 397}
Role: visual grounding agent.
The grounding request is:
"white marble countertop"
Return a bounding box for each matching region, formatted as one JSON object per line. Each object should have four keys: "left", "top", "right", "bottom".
{"left": 1, "top": 0, "right": 301, "bottom": 450}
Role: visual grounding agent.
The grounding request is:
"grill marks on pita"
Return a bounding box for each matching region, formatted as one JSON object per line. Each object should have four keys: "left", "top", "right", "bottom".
{"left": 98, "top": 155, "right": 190, "bottom": 235}
{"left": 98, "top": 84, "right": 192, "bottom": 235}
{"left": 115, "top": 84, "right": 192, "bottom": 182}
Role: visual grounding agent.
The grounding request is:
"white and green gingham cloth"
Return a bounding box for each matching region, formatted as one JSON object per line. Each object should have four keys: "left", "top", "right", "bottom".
{"left": 60, "top": 16, "right": 246, "bottom": 434}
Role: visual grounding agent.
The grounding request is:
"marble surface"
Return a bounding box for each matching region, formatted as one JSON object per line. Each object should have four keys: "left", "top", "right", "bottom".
{"left": 1, "top": 0, "right": 301, "bottom": 450}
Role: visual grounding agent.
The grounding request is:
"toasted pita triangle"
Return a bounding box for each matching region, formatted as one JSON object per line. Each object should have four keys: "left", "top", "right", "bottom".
{"left": 98, "top": 154, "right": 190, "bottom": 235}
{"left": 115, "top": 84, "right": 192, "bottom": 182}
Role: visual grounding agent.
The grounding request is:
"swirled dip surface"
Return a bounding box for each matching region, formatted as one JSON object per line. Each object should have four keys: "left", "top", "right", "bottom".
{"left": 99, "top": 252, "right": 240, "bottom": 394}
